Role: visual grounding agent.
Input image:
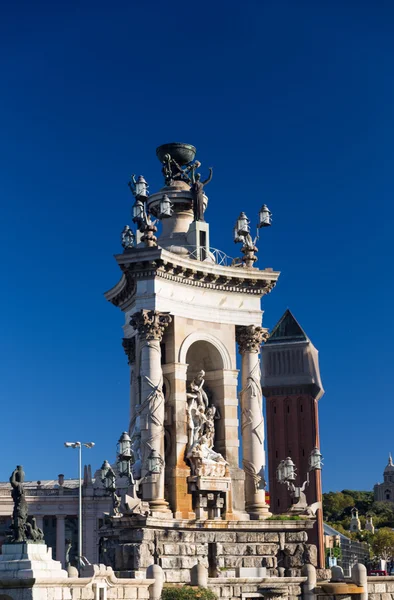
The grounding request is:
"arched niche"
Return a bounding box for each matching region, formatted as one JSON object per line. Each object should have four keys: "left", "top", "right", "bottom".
{"left": 181, "top": 334, "right": 236, "bottom": 466}
{"left": 178, "top": 331, "right": 232, "bottom": 371}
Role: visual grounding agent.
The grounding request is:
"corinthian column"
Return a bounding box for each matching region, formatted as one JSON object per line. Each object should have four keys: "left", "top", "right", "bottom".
{"left": 130, "top": 309, "right": 171, "bottom": 514}
{"left": 236, "top": 325, "right": 271, "bottom": 519}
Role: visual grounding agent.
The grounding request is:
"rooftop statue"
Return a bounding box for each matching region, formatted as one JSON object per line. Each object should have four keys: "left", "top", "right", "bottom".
{"left": 9, "top": 465, "right": 44, "bottom": 543}
{"left": 190, "top": 166, "right": 213, "bottom": 222}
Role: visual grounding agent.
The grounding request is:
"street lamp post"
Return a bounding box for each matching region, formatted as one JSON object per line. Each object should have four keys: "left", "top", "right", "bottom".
{"left": 276, "top": 448, "right": 323, "bottom": 514}
{"left": 64, "top": 441, "right": 95, "bottom": 568}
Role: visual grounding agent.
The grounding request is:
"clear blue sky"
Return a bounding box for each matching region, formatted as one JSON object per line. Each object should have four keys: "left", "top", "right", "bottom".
{"left": 0, "top": 0, "right": 393, "bottom": 493}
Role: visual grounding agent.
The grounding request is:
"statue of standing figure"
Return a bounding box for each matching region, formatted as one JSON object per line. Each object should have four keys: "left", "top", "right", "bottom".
{"left": 9, "top": 466, "right": 44, "bottom": 543}
{"left": 10, "top": 465, "right": 28, "bottom": 543}
{"left": 190, "top": 167, "right": 213, "bottom": 222}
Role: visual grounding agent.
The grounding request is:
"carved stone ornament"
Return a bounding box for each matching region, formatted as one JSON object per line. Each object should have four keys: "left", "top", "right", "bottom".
{"left": 130, "top": 309, "right": 172, "bottom": 341}
{"left": 236, "top": 324, "right": 269, "bottom": 354}
{"left": 122, "top": 337, "right": 136, "bottom": 364}
{"left": 186, "top": 372, "right": 227, "bottom": 478}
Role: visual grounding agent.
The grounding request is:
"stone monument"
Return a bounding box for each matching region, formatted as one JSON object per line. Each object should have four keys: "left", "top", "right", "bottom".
{"left": 100, "top": 142, "right": 321, "bottom": 584}
{"left": 0, "top": 466, "right": 68, "bottom": 582}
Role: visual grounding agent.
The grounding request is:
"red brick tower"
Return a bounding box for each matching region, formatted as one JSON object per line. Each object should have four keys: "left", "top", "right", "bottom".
{"left": 261, "top": 310, "right": 325, "bottom": 568}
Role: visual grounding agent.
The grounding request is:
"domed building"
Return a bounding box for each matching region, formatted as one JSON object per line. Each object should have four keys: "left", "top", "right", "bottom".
{"left": 374, "top": 454, "right": 394, "bottom": 502}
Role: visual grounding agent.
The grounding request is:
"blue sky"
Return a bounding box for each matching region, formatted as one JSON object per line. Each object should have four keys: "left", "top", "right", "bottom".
{"left": 0, "top": 0, "right": 393, "bottom": 493}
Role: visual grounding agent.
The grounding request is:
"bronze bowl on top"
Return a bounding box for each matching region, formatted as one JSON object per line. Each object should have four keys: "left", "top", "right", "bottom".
{"left": 156, "top": 142, "right": 196, "bottom": 166}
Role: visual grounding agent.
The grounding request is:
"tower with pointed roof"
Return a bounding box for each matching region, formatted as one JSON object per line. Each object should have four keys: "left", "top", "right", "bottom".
{"left": 261, "top": 309, "right": 324, "bottom": 567}
{"left": 374, "top": 454, "right": 394, "bottom": 502}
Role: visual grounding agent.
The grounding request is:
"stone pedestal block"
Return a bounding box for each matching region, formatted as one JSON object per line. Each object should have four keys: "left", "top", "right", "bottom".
{"left": 0, "top": 543, "right": 68, "bottom": 579}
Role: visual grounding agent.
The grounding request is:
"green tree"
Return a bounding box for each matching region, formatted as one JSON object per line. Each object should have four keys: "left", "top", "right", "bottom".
{"left": 370, "top": 528, "right": 394, "bottom": 561}
{"left": 323, "top": 492, "right": 355, "bottom": 521}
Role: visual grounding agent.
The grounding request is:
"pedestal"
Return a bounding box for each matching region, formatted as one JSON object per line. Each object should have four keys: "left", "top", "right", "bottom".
{"left": 0, "top": 543, "right": 68, "bottom": 579}
{"left": 187, "top": 476, "right": 231, "bottom": 520}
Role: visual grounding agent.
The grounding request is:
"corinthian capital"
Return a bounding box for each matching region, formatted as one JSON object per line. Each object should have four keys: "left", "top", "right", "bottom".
{"left": 122, "top": 337, "right": 136, "bottom": 364}
{"left": 130, "top": 309, "right": 172, "bottom": 341}
{"left": 236, "top": 325, "right": 269, "bottom": 354}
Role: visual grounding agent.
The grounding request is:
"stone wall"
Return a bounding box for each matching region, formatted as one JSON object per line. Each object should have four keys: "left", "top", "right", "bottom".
{"left": 367, "top": 576, "right": 394, "bottom": 600}
{"left": 206, "top": 577, "right": 304, "bottom": 600}
{"left": 101, "top": 517, "right": 318, "bottom": 583}
{"left": 0, "top": 564, "right": 153, "bottom": 600}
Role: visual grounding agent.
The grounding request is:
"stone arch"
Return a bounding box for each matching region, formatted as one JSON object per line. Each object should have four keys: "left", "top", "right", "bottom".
{"left": 178, "top": 331, "right": 232, "bottom": 371}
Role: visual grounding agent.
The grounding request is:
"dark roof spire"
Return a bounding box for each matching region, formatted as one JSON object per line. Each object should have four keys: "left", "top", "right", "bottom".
{"left": 265, "top": 309, "right": 308, "bottom": 344}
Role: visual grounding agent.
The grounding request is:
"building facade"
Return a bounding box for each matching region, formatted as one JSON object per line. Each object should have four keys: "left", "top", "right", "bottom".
{"left": 261, "top": 309, "right": 324, "bottom": 567}
{"left": 374, "top": 454, "right": 394, "bottom": 502}
{"left": 0, "top": 469, "right": 118, "bottom": 567}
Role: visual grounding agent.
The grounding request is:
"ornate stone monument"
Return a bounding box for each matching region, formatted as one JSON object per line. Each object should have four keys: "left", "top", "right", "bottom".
{"left": 101, "top": 142, "right": 320, "bottom": 583}
{"left": 0, "top": 466, "right": 68, "bottom": 581}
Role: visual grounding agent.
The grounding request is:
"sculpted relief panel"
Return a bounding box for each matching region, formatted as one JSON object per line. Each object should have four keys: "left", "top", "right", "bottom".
{"left": 185, "top": 370, "right": 227, "bottom": 478}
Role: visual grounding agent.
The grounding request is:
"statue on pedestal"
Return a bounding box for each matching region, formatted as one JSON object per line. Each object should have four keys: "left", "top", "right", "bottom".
{"left": 9, "top": 465, "right": 44, "bottom": 543}
{"left": 186, "top": 373, "right": 227, "bottom": 477}
{"left": 190, "top": 167, "right": 213, "bottom": 222}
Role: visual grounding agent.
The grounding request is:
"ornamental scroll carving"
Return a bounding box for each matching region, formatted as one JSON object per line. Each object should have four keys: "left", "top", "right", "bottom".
{"left": 130, "top": 309, "right": 171, "bottom": 341}
{"left": 236, "top": 325, "right": 269, "bottom": 354}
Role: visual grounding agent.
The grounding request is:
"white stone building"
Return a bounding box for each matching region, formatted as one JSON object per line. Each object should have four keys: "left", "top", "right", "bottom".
{"left": 0, "top": 467, "right": 123, "bottom": 567}
{"left": 374, "top": 454, "right": 394, "bottom": 502}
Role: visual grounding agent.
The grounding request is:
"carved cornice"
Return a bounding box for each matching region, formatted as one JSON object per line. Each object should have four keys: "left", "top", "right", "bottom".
{"left": 104, "top": 272, "right": 136, "bottom": 308}
{"left": 105, "top": 248, "right": 279, "bottom": 312}
{"left": 122, "top": 337, "right": 136, "bottom": 364}
{"left": 130, "top": 309, "right": 172, "bottom": 341}
{"left": 236, "top": 325, "right": 269, "bottom": 354}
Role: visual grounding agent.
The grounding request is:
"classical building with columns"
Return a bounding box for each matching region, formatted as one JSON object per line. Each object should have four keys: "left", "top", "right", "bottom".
{"left": 99, "top": 142, "right": 325, "bottom": 581}
{"left": 0, "top": 470, "right": 116, "bottom": 568}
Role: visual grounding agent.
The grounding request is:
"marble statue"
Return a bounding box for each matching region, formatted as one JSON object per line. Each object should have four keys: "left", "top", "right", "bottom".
{"left": 186, "top": 374, "right": 227, "bottom": 477}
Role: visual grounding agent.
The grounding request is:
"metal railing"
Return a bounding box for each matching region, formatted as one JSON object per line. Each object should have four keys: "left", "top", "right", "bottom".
{"left": 182, "top": 245, "right": 235, "bottom": 266}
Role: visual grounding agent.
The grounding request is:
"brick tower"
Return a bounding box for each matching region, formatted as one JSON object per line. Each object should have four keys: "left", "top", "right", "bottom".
{"left": 261, "top": 309, "right": 325, "bottom": 567}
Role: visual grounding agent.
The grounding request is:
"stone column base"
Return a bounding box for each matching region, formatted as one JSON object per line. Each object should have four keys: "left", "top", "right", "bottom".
{"left": 149, "top": 499, "right": 173, "bottom": 518}
{"left": 246, "top": 502, "right": 272, "bottom": 520}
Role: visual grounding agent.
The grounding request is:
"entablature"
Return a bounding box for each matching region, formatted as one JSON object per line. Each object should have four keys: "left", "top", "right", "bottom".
{"left": 105, "top": 247, "right": 280, "bottom": 310}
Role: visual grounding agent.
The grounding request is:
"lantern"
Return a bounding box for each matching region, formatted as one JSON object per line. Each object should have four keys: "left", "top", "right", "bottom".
{"left": 235, "top": 212, "right": 250, "bottom": 236}
{"left": 121, "top": 225, "right": 135, "bottom": 250}
{"left": 117, "top": 432, "right": 132, "bottom": 459}
{"left": 309, "top": 447, "right": 323, "bottom": 471}
{"left": 117, "top": 432, "right": 132, "bottom": 478}
{"left": 148, "top": 449, "right": 163, "bottom": 474}
{"left": 132, "top": 197, "right": 145, "bottom": 225}
{"left": 276, "top": 460, "right": 285, "bottom": 484}
{"left": 158, "top": 194, "right": 173, "bottom": 219}
{"left": 100, "top": 460, "right": 110, "bottom": 482}
{"left": 134, "top": 175, "right": 149, "bottom": 198}
{"left": 258, "top": 204, "right": 272, "bottom": 228}
{"left": 283, "top": 457, "right": 296, "bottom": 481}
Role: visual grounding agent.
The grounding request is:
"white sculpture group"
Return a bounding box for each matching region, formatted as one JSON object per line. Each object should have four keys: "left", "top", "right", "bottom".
{"left": 186, "top": 370, "right": 227, "bottom": 478}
